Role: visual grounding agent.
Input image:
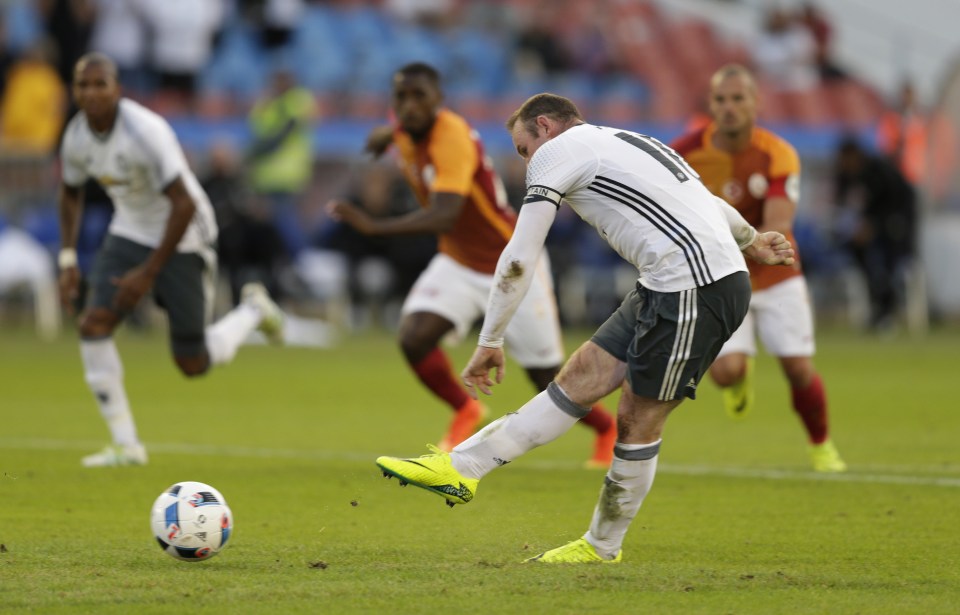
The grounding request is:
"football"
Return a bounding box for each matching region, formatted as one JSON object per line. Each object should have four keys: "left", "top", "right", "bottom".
{"left": 150, "top": 481, "right": 233, "bottom": 562}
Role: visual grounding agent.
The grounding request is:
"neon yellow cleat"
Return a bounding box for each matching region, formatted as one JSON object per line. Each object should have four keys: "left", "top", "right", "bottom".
{"left": 376, "top": 445, "right": 478, "bottom": 508}
{"left": 809, "top": 439, "right": 847, "bottom": 473}
{"left": 723, "top": 357, "right": 755, "bottom": 420}
{"left": 524, "top": 538, "right": 621, "bottom": 564}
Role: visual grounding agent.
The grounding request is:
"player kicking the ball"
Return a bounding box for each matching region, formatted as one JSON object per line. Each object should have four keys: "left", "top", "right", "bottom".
{"left": 58, "top": 53, "right": 283, "bottom": 467}
{"left": 377, "top": 94, "right": 796, "bottom": 563}
{"left": 328, "top": 63, "right": 616, "bottom": 466}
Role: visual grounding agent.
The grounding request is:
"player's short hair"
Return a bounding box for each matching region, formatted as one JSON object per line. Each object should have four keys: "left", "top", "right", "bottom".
{"left": 506, "top": 93, "right": 583, "bottom": 137}
{"left": 709, "top": 63, "right": 757, "bottom": 95}
{"left": 395, "top": 62, "right": 441, "bottom": 87}
{"left": 74, "top": 52, "right": 119, "bottom": 82}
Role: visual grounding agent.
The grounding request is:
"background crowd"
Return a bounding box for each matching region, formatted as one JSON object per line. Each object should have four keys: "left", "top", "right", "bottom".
{"left": 0, "top": 0, "right": 954, "bottom": 337}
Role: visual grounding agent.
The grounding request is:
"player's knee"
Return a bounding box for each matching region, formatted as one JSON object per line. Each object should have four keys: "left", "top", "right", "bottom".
{"left": 397, "top": 329, "right": 431, "bottom": 363}
{"left": 782, "top": 360, "right": 815, "bottom": 389}
{"left": 174, "top": 354, "right": 211, "bottom": 378}
{"left": 78, "top": 309, "right": 118, "bottom": 338}
{"left": 710, "top": 358, "right": 744, "bottom": 387}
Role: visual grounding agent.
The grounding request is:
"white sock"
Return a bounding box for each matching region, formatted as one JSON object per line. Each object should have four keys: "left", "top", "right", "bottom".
{"left": 206, "top": 303, "right": 260, "bottom": 365}
{"left": 80, "top": 338, "right": 138, "bottom": 447}
{"left": 451, "top": 383, "right": 588, "bottom": 479}
{"left": 584, "top": 440, "right": 661, "bottom": 559}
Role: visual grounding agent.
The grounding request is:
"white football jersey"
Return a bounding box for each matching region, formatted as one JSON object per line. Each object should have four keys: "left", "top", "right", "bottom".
{"left": 60, "top": 98, "right": 217, "bottom": 253}
{"left": 524, "top": 124, "right": 747, "bottom": 292}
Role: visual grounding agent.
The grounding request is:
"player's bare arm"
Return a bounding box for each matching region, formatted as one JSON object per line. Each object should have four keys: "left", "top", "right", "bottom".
{"left": 110, "top": 176, "right": 195, "bottom": 312}
{"left": 364, "top": 125, "right": 395, "bottom": 158}
{"left": 57, "top": 182, "right": 85, "bottom": 314}
{"left": 759, "top": 195, "right": 796, "bottom": 235}
{"left": 326, "top": 191, "right": 463, "bottom": 236}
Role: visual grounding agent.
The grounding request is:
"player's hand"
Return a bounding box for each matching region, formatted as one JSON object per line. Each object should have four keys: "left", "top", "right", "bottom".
{"left": 461, "top": 346, "right": 506, "bottom": 398}
{"left": 111, "top": 264, "right": 156, "bottom": 312}
{"left": 744, "top": 231, "right": 796, "bottom": 266}
{"left": 326, "top": 199, "right": 377, "bottom": 235}
{"left": 364, "top": 125, "right": 394, "bottom": 158}
{"left": 58, "top": 266, "right": 81, "bottom": 315}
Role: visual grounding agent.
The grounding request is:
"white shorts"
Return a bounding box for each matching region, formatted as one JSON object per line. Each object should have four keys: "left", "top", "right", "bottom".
{"left": 401, "top": 252, "right": 564, "bottom": 368}
{"left": 717, "top": 275, "right": 816, "bottom": 358}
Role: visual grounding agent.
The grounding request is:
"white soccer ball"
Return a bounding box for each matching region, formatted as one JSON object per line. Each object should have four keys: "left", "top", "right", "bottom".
{"left": 150, "top": 481, "right": 233, "bottom": 562}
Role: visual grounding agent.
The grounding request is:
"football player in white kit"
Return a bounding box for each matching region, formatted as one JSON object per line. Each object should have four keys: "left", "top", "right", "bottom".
{"left": 58, "top": 53, "right": 284, "bottom": 467}
{"left": 376, "top": 94, "right": 796, "bottom": 563}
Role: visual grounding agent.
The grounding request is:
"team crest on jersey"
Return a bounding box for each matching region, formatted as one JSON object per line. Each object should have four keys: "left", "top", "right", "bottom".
{"left": 747, "top": 173, "right": 769, "bottom": 199}
{"left": 422, "top": 164, "right": 436, "bottom": 186}
{"left": 721, "top": 179, "right": 743, "bottom": 204}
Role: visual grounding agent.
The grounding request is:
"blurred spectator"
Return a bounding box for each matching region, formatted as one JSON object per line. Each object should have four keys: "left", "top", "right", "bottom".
{"left": 38, "top": 0, "right": 94, "bottom": 83}
{"left": 834, "top": 137, "right": 917, "bottom": 330}
{"left": 0, "top": 217, "right": 61, "bottom": 340}
{"left": 513, "top": 8, "right": 571, "bottom": 79}
{"left": 877, "top": 80, "right": 927, "bottom": 187}
{"left": 566, "top": 12, "right": 622, "bottom": 79}
{"left": 202, "top": 142, "right": 287, "bottom": 305}
{"left": 138, "top": 0, "right": 226, "bottom": 103}
{"left": 798, "top": 2, "right": 845, "bottom": 81}
{"left": 88, "top": 0, "right": 148, "bottom": 95}
{"left": 0, "top": 38, "right": 66, "bottom": 154}
{"left": 0, "top": 16, "right": 14, "bottom": 99}
{"left": 385, "top": 0, "right": 454, "bottom": 28}
{"left": 750, "top": 7, "right": 818, "bottom": 92}
{"left": 316, "top": 163, "right": 436, "bottom": 324}
{"left": 246, "top": 67, "right": 317, "bottom": 259}
{"left": 242, "top": 0, "right": 305, "bottom": 53}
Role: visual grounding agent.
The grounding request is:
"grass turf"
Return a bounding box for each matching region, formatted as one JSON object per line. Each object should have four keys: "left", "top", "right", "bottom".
{"left": 1, "top": 325, "right": 958, "bottom": 614}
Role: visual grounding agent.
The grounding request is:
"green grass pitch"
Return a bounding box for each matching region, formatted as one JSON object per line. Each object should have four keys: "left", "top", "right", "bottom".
{"left": 1, "top": 325, "right": 959, "bottom": 614}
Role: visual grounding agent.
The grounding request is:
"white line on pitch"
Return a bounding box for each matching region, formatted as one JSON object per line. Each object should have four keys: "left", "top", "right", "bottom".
{"left": 2, "top": 437, "right": 960, "bottom": 489}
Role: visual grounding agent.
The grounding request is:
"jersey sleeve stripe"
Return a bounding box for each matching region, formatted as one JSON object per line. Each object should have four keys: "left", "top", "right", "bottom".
{"left": 591, "top": 176, "right": 714, "bottom": 286}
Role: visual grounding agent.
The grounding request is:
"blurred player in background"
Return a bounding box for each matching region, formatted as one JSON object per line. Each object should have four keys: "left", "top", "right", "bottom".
{"left": 671, "top": 64, "right": 845, "bottom": 472}
{"left": 328, "top": 62, "right": 616, "bottom": 465}
{"left": 376, "top": 93, "right": 796, "bottom": 563}
{"left": 58, "top": 53, "right": 284, "bottom": 467}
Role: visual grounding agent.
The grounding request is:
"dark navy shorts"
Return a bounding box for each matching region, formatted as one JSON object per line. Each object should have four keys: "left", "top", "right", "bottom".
{"left": 591, "top": 271, "right": 751, "bottom": 401}
{"left": 87, "top": 234, "right": 214, "bottom": 356}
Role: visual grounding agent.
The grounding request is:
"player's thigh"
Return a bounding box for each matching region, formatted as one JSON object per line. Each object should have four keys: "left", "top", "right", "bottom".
{"left": 155, "top": 250, "right": 214, "bottom": 358}
{"left": 504, "top": 256, "right": 564, "bottom": 368}
{"left": 400, "top": 254, "right": 485, "bottom": 341}
{"left": 754, "top": 277, "right": 816, "bottom": 357}
{"left": 86, "top": 234, "right": 151, "bottom": 318}
{"left": 555, "top": 341, "right": 625, "bottom": 406}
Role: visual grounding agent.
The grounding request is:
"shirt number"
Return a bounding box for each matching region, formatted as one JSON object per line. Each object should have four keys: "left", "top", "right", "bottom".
{"left": 615, "top": 132, "right": 697, "bottom": 183}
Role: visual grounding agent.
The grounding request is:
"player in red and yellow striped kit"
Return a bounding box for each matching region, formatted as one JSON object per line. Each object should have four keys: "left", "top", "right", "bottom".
{"left": 328, "top": 63, "right": 615, "bottom": 465}
{"left": 672, "top": 64, "right": 845, "bottom": 472}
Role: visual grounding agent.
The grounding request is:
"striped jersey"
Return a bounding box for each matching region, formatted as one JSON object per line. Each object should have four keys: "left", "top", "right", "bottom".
{"left": 60, "top": 98, "right": 217, "bottom": 253}
{"left": 393, "top": 109, "right": 515, "bottom": 274}
{"left": 523, "top": 124, "right": 747, "bottom": 292}
{"left": 671, "top": 123, "right": 802, "bottom": 291}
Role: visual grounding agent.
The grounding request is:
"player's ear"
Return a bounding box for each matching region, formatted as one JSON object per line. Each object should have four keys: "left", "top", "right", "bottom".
{"left": 536, "top": 115, "right": 551, "bottom": 135}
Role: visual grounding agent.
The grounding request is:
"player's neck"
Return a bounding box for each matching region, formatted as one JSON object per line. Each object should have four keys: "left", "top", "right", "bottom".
{"left": 87, "top": 105, "right": 120, "bottom": 135}
{"left": 712, "top": 125, "right": 752, "bottom": 153}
